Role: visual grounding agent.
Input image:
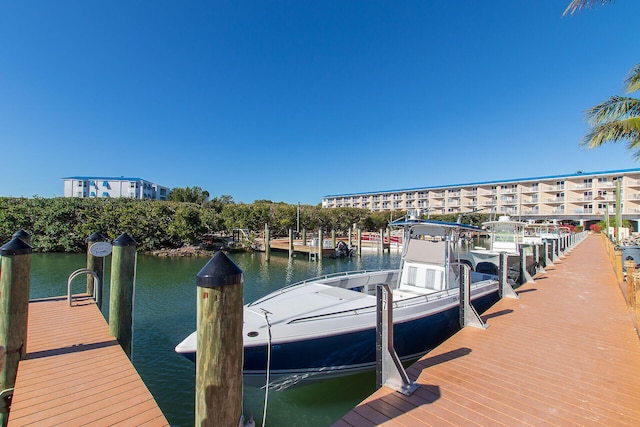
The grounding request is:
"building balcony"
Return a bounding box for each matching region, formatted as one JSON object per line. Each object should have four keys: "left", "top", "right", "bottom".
{"left": 572, "top": 208, "right": 594, "bottom": 214}
{"left": 520, "top": 186, "right": 539, "bottom": 193}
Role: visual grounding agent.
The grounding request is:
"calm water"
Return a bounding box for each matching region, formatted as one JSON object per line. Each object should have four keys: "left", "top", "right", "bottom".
{"left": 30, "top": 249, "right": 402, "bottom": 426}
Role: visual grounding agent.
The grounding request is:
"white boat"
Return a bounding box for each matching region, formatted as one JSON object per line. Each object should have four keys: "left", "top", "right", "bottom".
{"left": 175, "top": 218, "right": 501, "bottom": 389}
{"left": 461, "top": 216, "right": 526, "bottom": 276}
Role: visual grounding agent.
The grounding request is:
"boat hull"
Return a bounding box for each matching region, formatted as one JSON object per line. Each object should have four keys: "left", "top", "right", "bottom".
{"left": 181, "top": 288, "right": 499, "bottom": 389}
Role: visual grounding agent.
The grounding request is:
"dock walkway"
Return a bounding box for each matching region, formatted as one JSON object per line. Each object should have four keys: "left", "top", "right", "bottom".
{"left": 334, "top": 234, "right": 640, "bottom": 426}
{"left": 7, "top": 296, "right": 168, "bottom": 426}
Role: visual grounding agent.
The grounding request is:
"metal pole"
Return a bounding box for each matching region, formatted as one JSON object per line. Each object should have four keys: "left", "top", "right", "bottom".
{"left": 86, "top": 232, "right": 107, "bottom": 304}
{"left": 375, "top": 284, "right": 418, "bottom": 395}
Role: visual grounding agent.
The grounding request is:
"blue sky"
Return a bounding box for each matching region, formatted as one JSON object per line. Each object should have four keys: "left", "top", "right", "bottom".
{"left": 1, "top": 1, "right": 639, "bottom": 205}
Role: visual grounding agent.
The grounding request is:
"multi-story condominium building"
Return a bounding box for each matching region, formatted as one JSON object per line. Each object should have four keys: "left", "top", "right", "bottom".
{"left": 322, "top": 168, "right": 640, "bottom": 228}
{"left": 62, "top": 176, "right": 170, "bottom": 201}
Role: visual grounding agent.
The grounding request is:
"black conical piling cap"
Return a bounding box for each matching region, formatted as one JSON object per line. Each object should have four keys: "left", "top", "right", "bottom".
{"left": 197, "top": 251, "right": 243, "bottom": 288}
{"left": 1, "top": 236, "right": 33, "bottom": 256}
{"left": 87, "top": 232, "right": 107, "bottom": 243}
{"left": 12, "top": 229, "right": 31, "bottom": 240}
{"left": 113, "top": 233, "right": 137, "bottom": 247}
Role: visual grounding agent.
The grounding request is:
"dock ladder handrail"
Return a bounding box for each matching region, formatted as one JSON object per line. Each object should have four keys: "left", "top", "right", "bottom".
{"left": 67, "top": 268, "right": 101, "bottom": 307}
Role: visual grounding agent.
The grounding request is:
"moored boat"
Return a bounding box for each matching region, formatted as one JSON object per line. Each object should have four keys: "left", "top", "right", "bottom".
{"left": 175, "top": 218, "right": 501, "bottom": 389}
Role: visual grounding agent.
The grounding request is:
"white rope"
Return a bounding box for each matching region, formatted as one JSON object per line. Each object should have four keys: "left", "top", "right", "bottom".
{"left": 261, "top": 310, "right": 273, "bottom": 427}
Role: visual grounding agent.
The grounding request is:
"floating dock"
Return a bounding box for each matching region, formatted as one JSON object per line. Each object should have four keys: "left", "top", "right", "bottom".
{"left": 7, "top": 296, "right": 168, "bottom": 426}
{"left": 334, "top": 234, "right": 640, "bottom": 426}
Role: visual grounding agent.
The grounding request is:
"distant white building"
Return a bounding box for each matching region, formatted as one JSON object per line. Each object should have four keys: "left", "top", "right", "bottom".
{"left": 322, "top": 168, "right": 640, "bottom": 229}
{"left": 61, "top": 176, "right": 170, "bottom": 201}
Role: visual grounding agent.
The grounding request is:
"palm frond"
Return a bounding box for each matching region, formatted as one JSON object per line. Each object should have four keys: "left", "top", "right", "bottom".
{"left": 563, "top": 0, "right": 614, "bottom": 15}
{"left": 581, "top": 117, "right": 640, "bottom": 155}
{"left": 585, "top": 96, "right": 640, "bottom": 126}
{"left": 625, "top": 64, "right": 640, "bottom": 93}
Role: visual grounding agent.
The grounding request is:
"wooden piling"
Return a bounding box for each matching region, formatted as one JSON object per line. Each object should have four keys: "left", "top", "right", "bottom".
{"left": 634, "top": 271, "right": 640, "bottom": 321}
{"left": 614, "top": 250, "right": 623, "bottom": 284}
{"left": 331, "top": 229, "right": 336, "bottom": 250}
{"left": 302, "top": 228, "right": 307, "bottom": 246}
{"left": 386, "top": 228, "right": 391, "bottom": 253}
{"left": 0, "top": 237, "right": 32, "bottom": 427}
{"left": 289, "top": 228, "right": 294, "bottom": 257}
{"left": 11, "top": 230, "right": 30, "bottom": 245}
{"left": 318, "top": 227, "right": 324, "bottom": 261}
{"left": 264, "top": 224, "right": 270, "bottom": 262}
{"left": 357, "top": 228, "right": 362, "bottom": 257}
{"left": 195, "top": 252, "right": 243, "bottom": 427}
{"left": 86, "top": 232, "right": 107, "bottom": 299}
{"left": 108, "top": 233, "right": 137, "bottom": 359}
{"left": 379, "top": 228, "right": 384, "bottom": 252}
{"left": 626, "top": 260, "right": 636, "bottom": 308}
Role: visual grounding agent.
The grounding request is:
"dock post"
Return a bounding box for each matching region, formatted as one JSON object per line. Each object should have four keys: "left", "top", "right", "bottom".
{"left": 519, "top": 245, "right": 534, "bottom": 285}
{"left": 499, "top": 252, "right": 518, "bottom": 299}
{"left": 379, "top": 229, "right": 384, "bottom": 253}
{"left": 332, "top": 229, "right": 336, "bottom": 251}
{"left": 633, "top": 271, "right": 640, "bottom": 320}
{"left": 348, "top": 225, "right": 353, "bottom": 248}
{"left": 195, "top": 252, "right": 243, "bottom": 427}
{"left": 0, "top": 236, "right": 32, "bottom": 426}
{"left": 86, "top": 232, "right": 107, "bottom": 305}
{"left": 302, "top": 228, "right": 307, "bottom": 246}
{"left": 357, "top": 228, "right": 362, "bottom": 257}
{"left": 626, "top": 260, "right": 636, "bottom": 308}
{"left": 386, "top": 228, "right": 391, "bottom": 253}
{"left": 318, "top": 227, "right": 324, "bottom": 261}
{"left": 376, "top": 284, "right": 418, "bottom": 395}
{"left": 264, "top": 224, "right": 270, "bottom": 262}
{"left": 11, "top": 230, "right": 30, "bottom": 245}
{"left": 459, "top": 264, "right": 488, "bottom": 329}
{"left": 533, "top": 244, "right": 546, "bottom": 274}
{"left": 289, "top": 228, "right": 294, "bottom": 258}
{"left": 543, "top": 241, "right": 554, "bottom": 268}
{"left": 109, "top": 233, "right": 137, "bottom": 359}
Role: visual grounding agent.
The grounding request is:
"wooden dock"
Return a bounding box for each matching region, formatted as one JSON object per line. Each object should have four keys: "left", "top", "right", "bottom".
{"left": 267, "top": 238, "right": 337, "bottom": 256}
{"left": 334, "top": 234, "right": 640, "bottom": 426}
{"left": 7, "top": 296, "right": 168, "bottom": 426}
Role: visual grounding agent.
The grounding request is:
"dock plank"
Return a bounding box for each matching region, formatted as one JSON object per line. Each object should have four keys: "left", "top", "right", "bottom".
{"left": 8, "top": 297, "right": 168, "bottom": 426}
{"left": 334, "top": 235, "right": 640, "bottom": 426}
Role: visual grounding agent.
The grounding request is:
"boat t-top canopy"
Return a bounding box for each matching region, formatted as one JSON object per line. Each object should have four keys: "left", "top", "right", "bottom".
{"left": 390, "top": 217, "right": 483, "bottom": 239}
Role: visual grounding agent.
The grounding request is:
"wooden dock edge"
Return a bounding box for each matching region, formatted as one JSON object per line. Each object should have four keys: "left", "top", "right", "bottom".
{"left": 8, "top": 297, "right": 169, "bottom": 426}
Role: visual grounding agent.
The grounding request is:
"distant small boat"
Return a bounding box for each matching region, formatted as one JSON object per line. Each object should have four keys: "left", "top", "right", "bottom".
{"left": 175, "top": 217, "right": 501, "bottom": 389}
